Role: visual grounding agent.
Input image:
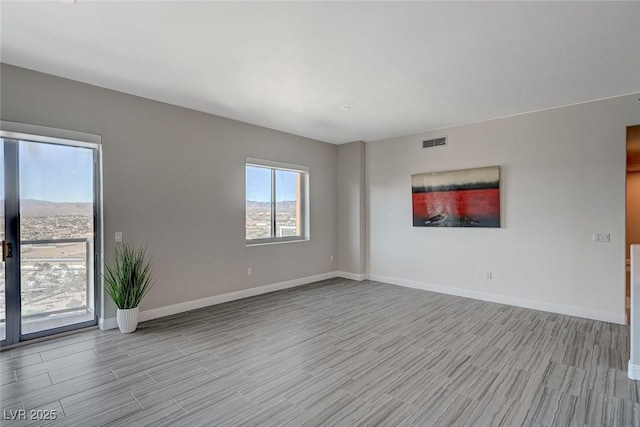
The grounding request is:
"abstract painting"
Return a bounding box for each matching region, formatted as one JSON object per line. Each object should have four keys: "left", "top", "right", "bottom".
{"left": 412, "top": 166, "right": 500, "bottom": 227}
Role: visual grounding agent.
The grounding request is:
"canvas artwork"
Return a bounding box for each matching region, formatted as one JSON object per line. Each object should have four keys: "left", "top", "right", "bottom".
{"left": 411, "top": 166, "right": 500, "bottom": 227}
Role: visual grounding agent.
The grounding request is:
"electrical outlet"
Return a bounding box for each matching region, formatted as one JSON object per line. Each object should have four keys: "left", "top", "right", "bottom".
{"left": 330, "top": 255, "right": 334, "bottom": 262}
{"left": 485, "top": 272, "right": 492, "bottom": 279}
{"left": 115, "top": 232, "right": 122, "bottom": 242}
{"left": 593, "top": 233, "right": 611, "bottom": 243}
{"left": 247, "top": 267, "right": 252, "bottom": 276}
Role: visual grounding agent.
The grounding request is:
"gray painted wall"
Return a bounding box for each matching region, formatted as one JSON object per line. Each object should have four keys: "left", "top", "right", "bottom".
{"left": 366, "top": 94, "right": 640, "bottom": 324}
{"left": 337, "top": 141, "right": 366, "bottom": 275}
{"left": 1, "top": 64, "right": 338, "bottom": 320}
{"left": 4, "top": 61, "right": 638, "bottom": 331}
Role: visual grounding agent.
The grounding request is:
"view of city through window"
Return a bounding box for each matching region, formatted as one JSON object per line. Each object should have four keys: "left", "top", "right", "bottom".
{"left": 246, "top": 164, "right": 304, "bottom": 241}
{"left": 19, "top": 200, "right": 93, "bottom": 317}
{"left": 0, "top": 200, "right": 94, "bottom": 337}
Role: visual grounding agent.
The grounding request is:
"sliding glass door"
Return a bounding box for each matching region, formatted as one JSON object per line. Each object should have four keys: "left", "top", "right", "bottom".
{"left": 1, "top": 130, "right": 101, "bottom": 346}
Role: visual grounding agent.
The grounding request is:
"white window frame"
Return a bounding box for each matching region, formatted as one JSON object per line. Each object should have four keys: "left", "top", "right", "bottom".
{"left": 245, "top": 157, "right": 309, "bottom": 246}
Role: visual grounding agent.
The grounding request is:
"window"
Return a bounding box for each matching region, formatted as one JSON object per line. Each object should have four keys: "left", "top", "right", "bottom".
{"left": 246, "top": 158, "right": 309, "bottom": 244}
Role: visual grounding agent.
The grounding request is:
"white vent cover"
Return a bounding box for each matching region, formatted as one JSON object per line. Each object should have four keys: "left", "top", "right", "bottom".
{"left": 422, "top": 137, "right": 447, "bottom": 148}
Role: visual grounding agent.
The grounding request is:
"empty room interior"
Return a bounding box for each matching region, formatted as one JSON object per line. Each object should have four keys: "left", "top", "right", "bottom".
{"left": 1, "top": 1, "right": 640, "bottom": 426}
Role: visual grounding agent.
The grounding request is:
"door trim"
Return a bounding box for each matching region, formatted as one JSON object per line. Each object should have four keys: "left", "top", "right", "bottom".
{"left": 3, "top": 140, "right": 20, "bottom": 346}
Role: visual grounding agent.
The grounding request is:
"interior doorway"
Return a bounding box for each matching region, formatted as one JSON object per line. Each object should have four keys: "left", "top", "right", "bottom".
{"left": 626, "top": 125, "right": 640, "bottom": 324}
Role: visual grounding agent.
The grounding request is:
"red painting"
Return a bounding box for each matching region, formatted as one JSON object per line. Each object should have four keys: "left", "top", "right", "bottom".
{"left": 412, "top": 166, "right": 500, "bottom": 227}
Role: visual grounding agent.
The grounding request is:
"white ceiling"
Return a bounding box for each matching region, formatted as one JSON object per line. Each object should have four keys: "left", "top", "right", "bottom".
{"left": 1, "top": 1, "right": 639, "bottom": 144}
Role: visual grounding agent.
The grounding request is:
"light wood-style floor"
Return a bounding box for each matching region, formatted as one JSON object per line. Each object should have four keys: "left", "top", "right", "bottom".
{"left": 1, "top": 278, "right": 638, "bottom": 426}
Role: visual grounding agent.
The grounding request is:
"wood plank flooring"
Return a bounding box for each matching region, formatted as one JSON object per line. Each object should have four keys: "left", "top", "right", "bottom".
{"left": 1, "top": 278, "right": 638, "bottom": 426}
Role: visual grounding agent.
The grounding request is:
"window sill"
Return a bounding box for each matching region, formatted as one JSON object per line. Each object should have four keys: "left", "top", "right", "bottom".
{"left": 246, "top": 238, "right": 310, "bottom": 247}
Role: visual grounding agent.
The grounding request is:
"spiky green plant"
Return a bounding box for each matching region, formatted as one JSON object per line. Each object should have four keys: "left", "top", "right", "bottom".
{"left": 104, "top": 242, "right": 154, "bottom": 309}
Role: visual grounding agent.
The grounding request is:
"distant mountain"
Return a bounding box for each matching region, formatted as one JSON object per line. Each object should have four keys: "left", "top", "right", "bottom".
{"left": 246, "top": 200, "right": 297, "bottom": 212}
{"left": 2, "top": 199, "right": 93, "bottom": 216}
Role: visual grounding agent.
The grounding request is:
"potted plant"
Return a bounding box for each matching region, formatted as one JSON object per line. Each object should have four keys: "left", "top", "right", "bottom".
{"left": 104, "top": 242, "right": 154, "bottom": 333}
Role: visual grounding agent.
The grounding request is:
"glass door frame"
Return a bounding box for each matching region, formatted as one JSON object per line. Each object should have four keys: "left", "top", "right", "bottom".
{"left": 1, "top": 121, "right": 103, "bottom": 346}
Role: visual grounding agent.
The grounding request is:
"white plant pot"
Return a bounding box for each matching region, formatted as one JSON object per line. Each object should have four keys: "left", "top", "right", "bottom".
{"left": 116, "top": 307, "right": 139, "bottom": 333}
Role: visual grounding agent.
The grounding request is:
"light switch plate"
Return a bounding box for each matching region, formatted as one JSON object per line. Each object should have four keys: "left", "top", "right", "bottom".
{"left": 592, "top": 233, "right": 610, "bottom": 243}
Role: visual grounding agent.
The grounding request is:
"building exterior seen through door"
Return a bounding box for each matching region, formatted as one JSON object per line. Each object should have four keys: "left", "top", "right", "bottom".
{"left": 1, "top": 125, "right": 102, "bottom": 346}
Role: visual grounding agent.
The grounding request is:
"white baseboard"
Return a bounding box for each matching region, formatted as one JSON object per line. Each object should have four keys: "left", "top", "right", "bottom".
{"left": 100, "top": 272, "right": 339, "bottom": 327}
{"left": 137, "top": 271, "right": 338, "bottom": 323}
{"left": 336, "top": 271, "right": 367, "bottom": 281}
{"left": 369, "top": 274, "right": 626, "bottom": 325}
{"left": 99, "top": 317, "right": 118, "bottom": 331}
{"left": 629, "top": 362, "right": 640, "bottom": 380}
{"left": 101, "top": 272, "right": 623, "bottom": 329}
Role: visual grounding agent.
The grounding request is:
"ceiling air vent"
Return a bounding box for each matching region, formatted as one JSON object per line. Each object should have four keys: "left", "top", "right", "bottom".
{"left": 422, "top": 137, "right": 447, "bottom": 149}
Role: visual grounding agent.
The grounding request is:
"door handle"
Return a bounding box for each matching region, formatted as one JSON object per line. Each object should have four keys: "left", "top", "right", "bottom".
{"left": 2, "top": 240, "right": 12, "bottom": 261}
